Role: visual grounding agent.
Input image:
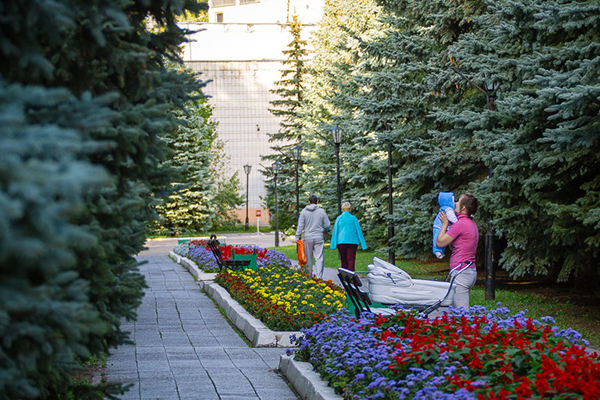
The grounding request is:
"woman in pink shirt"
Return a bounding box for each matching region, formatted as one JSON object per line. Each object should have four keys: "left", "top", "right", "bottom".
{"left": 436, "top": 193, "right": 479, "bottom": 309}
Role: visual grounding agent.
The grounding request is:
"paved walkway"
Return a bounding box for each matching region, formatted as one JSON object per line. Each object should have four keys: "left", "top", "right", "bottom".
{"left": 106, "top": 237, "right": 302, "bottom": 400}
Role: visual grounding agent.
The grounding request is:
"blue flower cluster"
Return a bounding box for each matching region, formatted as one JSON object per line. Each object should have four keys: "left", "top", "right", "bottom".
{"left": 292, "top": 305, "right": 590, "bottom": 400}
{"left": 186, "top": 246, "right": 219, "bottom": 272}
{"left": 257, "top": 249, "right": 291, "bottom": 269}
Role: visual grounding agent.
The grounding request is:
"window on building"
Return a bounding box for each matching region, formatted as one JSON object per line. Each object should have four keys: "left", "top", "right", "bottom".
{"left": 212, "top": 0, "right": 235, "bottom": 7}
{"left": 216, "top": 12, "right": 224, "bottom": 22}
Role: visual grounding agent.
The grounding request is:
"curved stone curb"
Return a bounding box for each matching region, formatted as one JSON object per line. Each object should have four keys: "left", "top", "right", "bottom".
{"left": 169, "top": 251, "right": 217, "bottom": 281}
{"left": 199, "top": 279, "right": 303, "bottom": 348}
{"left": 170, "top": 250, "right": 302, "bottom": 347}
{"left": 279, "top": 355, "right": 342, "bottom": 400}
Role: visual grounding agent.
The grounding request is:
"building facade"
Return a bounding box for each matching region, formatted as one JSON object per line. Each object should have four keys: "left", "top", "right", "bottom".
{"left": 180, "top": 0, "right": 323, "bottom": 224}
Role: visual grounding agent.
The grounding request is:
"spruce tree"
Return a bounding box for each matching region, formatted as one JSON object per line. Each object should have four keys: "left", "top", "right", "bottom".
{"left": 0, "top": 81, "right": 126, "bottom": 399}
{"left": 0, "top": 0, "right": 204, "bottom": 397}
{"left": 443, "top": 0, "right": 600, "bottom": 286}
{"left": 155, "top": 92, "right": 242, "bottom": 235}
{"left": 265, "top": 14, "right": 309, "bottom": 229}
{"left": 298, "top": 0, "right": 385, "bottom": 226}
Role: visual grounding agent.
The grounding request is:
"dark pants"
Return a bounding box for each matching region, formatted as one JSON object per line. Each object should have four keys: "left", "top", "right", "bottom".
{"left": 337, "top": 244, "right": 358, "bottom": 271}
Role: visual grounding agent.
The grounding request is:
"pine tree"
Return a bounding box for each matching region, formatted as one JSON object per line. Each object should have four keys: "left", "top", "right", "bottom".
{"left": 155, "top": 91, "right": 241, "bottom": 235}
{"left": 0, "top": 0, "right": 204, "bottom": 397}
{"left": 443, "top": 0, "right": 600, "bottom": 286}
{"left": 265, "top": 14, "right": 310, "bottom": 229}
{"left": 297, "top": 0, "right": 386, "bottom": 227}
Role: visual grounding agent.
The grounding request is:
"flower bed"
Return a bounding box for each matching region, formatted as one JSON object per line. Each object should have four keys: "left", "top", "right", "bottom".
{"left": 174, "top": 240, "right": 346, "bottom": 331}
{"left": 292, "top": 306, "right": 600, "bottom": 400}
{"left": 174, "top": 240, "right": 270, "bottom": 272}
{"left": 216, "top": 265, "right": 346, "bottom": 331}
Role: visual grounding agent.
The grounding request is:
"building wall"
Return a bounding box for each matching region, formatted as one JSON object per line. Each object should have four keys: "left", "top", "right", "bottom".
{"left": 208, "top": 0, "right": 323, "bottom": 24}
{"left": 179, "top": 0, "right": 324, "bottom": 219}
{"left": 185, "top": 59, "right": 284, "bottom": 209}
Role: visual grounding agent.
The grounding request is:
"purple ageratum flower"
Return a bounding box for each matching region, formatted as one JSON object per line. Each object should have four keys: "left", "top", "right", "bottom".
{"left": 297, "top": 306, "right": 594, "bottom": 400}
{"left": 186, "top": 246, "right": 219, "bottom": 272}
{"left": 257, "top": 249, "right": 291, "bottom": 269}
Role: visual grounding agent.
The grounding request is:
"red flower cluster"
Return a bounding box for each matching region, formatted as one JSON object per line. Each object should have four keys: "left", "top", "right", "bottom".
{"left": 198, "top": 243, "right": 266, "bottom": 260}
{"left": 375, "top": 312, "right": 600, "bottom": 399}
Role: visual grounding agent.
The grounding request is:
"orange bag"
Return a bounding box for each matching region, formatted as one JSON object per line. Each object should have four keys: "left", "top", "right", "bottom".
{"left": 297, "top": 239, "right": 307, "bottom": 266}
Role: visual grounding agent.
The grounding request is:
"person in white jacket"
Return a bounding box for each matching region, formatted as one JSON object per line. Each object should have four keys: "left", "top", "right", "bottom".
{"left": 295, "top": 195, "right": 331, "bottom": 279}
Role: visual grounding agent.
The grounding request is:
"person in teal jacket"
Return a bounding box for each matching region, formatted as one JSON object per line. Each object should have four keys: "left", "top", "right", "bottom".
{"left": 330, "top": 202, "right": 367, "bottom": 271}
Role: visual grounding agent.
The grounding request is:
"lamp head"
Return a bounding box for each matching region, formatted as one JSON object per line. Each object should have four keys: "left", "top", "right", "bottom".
{"left": 330, "top": 126, "right": 343, "bottom": 144}
{"left": 292, "top": 146, "right": 302, "bottom": 161}
{"left": 243, "top": 164, "right": 252, "bottom": 175}
{"left": 272, "top": 161, "right": 282, "bottom": 174}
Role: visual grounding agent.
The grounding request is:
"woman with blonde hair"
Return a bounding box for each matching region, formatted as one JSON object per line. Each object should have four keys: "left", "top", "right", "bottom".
{"left": 330, "top": 202, "right": 367, "bottom": 271}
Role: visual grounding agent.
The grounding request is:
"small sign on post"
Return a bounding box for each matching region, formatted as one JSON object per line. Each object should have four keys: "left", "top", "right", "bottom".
{"left": 255, "top": 209, "right": 265, "bottom": 236}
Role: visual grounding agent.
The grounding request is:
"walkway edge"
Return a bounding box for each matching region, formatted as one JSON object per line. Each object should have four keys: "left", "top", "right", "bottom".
{"left": 169, "top": 251, "right": 217, "bottom": 281}
{"left": 279, "top": 355, "right": 342, "bottom": 400}
{"left": 171, "top": 250, "right": 300, "bottom": 347}
{"left": 200, "top": 279, "right": 302, "bottom": 347}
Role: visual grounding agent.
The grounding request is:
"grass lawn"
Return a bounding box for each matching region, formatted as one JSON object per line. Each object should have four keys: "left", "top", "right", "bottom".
{"left": 274, "top": 244, "right": 600, "bottom": 348}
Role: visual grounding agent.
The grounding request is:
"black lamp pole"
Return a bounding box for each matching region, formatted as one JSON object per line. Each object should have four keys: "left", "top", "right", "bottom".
{"left": 292, "top": 146, "right": 302, "bottom": 221}
{"left": 272, "top": 161, "right": 282, "bottom": 247}
{"left": 483, "top": 80, "right": 498, "bottom": 301}
{"left": 243, "top": 164, "right": 251, "bottom": 231}
{"left": 387, "top": 141, "right": 395, "bottom": 265}
{"left": 331, "top": 126, "right": 343, "bottom": 216}
{"left": 449, "top": 65, "right": 499, "bottom": 301}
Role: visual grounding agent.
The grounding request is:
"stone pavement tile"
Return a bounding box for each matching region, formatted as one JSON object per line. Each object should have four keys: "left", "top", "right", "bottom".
{"left": 201, "top": 358, "right": 236, "bottom": 369}
{"left": 136, "top": 347, "right": 168, "bottom": 362}
{"left": 194, "top": 346, "right": 229, "bottom": 359}
{"left": 165, "top": 346, "right": 198, "bottom": 360}
{"left": 162, "top": 334, "right": 193, "bottom": 346}
{"left": 173, "top": 370, "right": 213, "bottom": 383}
{"left": 242, "top": 369, "right": 292, "bottom": 388}
{"left": 187, "top": 334, "right": 221, "bottom": 347}
{"left": 137, "top": 363, "right": 172, "bottom": 378}
{"left": 139, "top": 377, "right": 178, "bottom": 399}
{"left": 254, "top": 348, "right": 290, "bottom": 369}
{"left": 254, "top": 388, "right": 300, "bottom": 400}
{"left": 177, "top": 383, "right": 219, "bottom": 399}
{"left": 105, "top": 364, "right": 138, "bottom": 376}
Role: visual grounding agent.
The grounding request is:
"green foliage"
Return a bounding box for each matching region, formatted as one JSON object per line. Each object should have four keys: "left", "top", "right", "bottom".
{"left": 154, "top": 83, "right": 243, "bottom": 234}
{"left": 441, "top": 0, "right": 600, "bottom": 285}
{"left": 0, "top": 81, "right": 121, "bottom": 399}
{"left": 300, "top": 0, "right": 600, "bottom": 288}
{"left": 176, "top": 1, "right": 209, "bottom": 22}
{"left": 298, "top": 0, "right": 393, "bottom": 238}
{"left": 0, "top": 0, "right": 204, "bottom": 398}
{"left": 265, "top": 15, "right": 309, "bottom": 229}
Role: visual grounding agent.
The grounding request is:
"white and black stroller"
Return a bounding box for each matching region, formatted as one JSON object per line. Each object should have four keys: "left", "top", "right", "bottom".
{"left": 367, "top": 257, "right": 464, "bottom": 315}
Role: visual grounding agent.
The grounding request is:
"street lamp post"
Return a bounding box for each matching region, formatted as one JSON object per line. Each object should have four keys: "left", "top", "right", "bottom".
{"left": 292, "top": 146, "right": 302, "bottom": 222}
{"left": 483, "top": 80, "right": 498, "bottom": 301}
{"left": 450, "top": 65, "right": 499, "bottom": 300}
{"left": 272, "top": 161, "right": 282, "bottom": 247}
{"left": 387, "top": 139, "right": 395, "bottom": 265}
{"left": 331, "top": 126, "right": 343, "bottom": 216}
{"left": 243, "top": 164, "right": 251, "bottom": 231}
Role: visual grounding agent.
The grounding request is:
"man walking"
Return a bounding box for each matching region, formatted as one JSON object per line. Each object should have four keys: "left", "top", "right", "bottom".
{"left": 296, "top": 195, "right": 330, "bottom": 279}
